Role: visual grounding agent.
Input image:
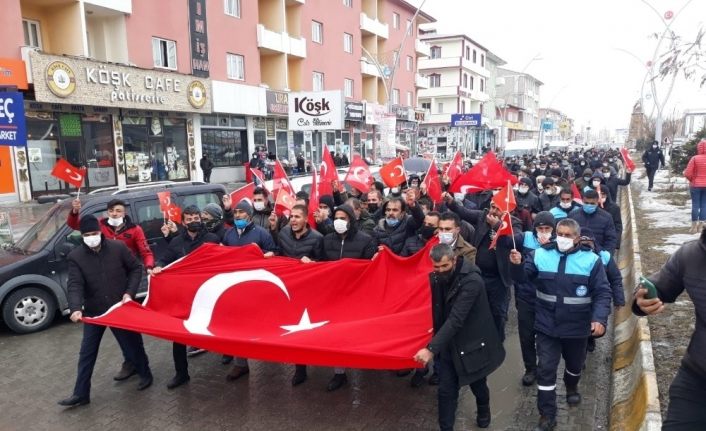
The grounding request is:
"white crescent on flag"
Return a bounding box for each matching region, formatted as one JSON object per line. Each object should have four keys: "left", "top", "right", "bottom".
{"left": 66, "top": 169, "right": 82, "bottom": 182}
{"left": 352, "top": 167, "right": 368, "bottom": 183}
{"left": 393, "top": 165, "right": 404, "bottom": 178}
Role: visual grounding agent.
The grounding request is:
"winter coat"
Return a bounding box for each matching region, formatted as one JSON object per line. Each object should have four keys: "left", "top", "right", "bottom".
{"left": 357, "top": 211, "right": 377, "bottom": 235}
{"left": 550, "top": 202, "right": 582, "bottom": 221}
{"left": 511, "top": 244, "right": 612, "bottom": 338}
{"left": 515, "top": 190, "right": 542, "bottom": 214}
{"left": 604, "top": 172, "right": 631, "bottom": 202}
{"left": 156, "top": 228, "right": 220, "bottom": 267}
{"left": 67, "top": 239, "right": 142, "bottom": 317}
{"left": 427, "top": 258, "right": 505, "bottom": 386}
{"left": 684, "top": 140, "right": 706, "bottom": 187}
{"left": 401, "top": 234, "right": 429, "bottom": 257}
{"left": 371, "top": 204, "right": 424, "bottom": 255}
{"left": 321, "top": 204, "right": 377, "bottom": 261}
{"left": 539, "top": 192, "right": 560, "bottom": 212}
{"left": 222, "top": 222, "right": 277, "bottom": 253}
{"left": 273, "top": 225, "right": 324, "bottom": 260}
{"left": 601, "top": 198, "right": 623, "bottom": 250}
{"left": 599, "top": 250, "right": 625, "bottom": 306}
{"left": 200, "top": 157, "right": 214, "bottom": 171}
{"left": 569, "top": 207, "right": 618, "bottom": 256}
{"left": 67, "top": 213, "right": 155, "bottom": 269}
{"left": 642, "top": 147, "right": 665, "bottom": 170}
{"left": 573, "top": 168, "right": 594, "bottom": 192}
{"left": 633, "top": 229, "right": 706, "bottom": 380}
{"left": 515, "top": 231, "right": 544, "bottom": 304}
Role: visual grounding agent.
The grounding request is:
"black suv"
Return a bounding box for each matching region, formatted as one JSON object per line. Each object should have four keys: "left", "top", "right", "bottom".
{"left": 0, "top": 182, "right": 226, "bottom": 334}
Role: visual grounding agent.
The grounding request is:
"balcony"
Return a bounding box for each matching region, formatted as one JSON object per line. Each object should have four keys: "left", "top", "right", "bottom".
{"left": 84, "top": 0, "right": 132, "bottom": 14}
{"left": 418, "top": 57, "right": 459, "bottom": 71}
{"left": 424, "top": 112, "right": 452, "bottom": 124}
{"left": 360, "top": 12, "right": 388, "bottom": 39}
{"left": 360, "top": 59, "right": 381, "bottom": 77}
{"left": 285, "top": 0, "right": 305, "bottom": 4}
{"left": 418, "top": 85, "right": 459, "bottom": 98}
{"left": 257, "top": 24, "right": 307, "bottom": 58}
{"left": 415, "top": 73, "right": 429, "bottom": 89}
{"left": 415, "top": 39, "right": 430, "bottom": 57}
{"left": 460, "top": 58, "right": 490, "bottom": 78}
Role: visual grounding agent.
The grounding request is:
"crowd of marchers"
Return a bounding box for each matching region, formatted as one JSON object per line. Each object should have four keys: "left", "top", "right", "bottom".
{"left": 59, "top": 144, "right": 648, "bottom": 431}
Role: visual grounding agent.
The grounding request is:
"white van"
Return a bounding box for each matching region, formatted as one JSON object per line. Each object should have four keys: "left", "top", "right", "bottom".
{"left": 547, "top": 140, "right": 570, "bottom": 153}
{"left": 502, "top": 139, "right": 538, "bottom": 158}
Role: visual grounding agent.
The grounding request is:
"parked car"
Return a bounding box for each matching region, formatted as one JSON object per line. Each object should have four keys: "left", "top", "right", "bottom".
{"left": 0, "top": 182, "right": 225, "bottom": 334}
{"left": 264, "top": 166, "right": 382, "bottom": 196}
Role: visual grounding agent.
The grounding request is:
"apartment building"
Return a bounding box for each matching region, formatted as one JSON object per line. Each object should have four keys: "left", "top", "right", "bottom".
{"left": 416, "top": 31, "right": 500, "bottom": 159}
{"left": 496, "top": 68, "right": 543, "bottom": 144}
{"left": 0, "top": 0, "right": 433, "bottom": 202}
{"left": 538, "top": 107, "right": 574, "bottom": 143}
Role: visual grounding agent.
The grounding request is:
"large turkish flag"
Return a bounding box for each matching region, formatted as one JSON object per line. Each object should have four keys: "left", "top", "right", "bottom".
{"left": 86, "top": 243, "right": 434, "bottom": 369}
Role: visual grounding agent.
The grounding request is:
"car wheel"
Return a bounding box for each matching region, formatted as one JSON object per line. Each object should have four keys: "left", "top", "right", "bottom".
{"left": 2, "top": 287, "right": 57, "bottom": 334}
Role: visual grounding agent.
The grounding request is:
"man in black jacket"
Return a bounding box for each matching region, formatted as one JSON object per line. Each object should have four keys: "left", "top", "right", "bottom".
{"left": 414, "top": 243, "right": 505, "bottom": 430}
{"left": 372, "top": 193, "right": 424, "bottom": 255}
{"left": 642, "top": 141, "right": 665, "bottom": 191}
{"left": 200, "top": 154, "right": 214, "bottom": 183}
{"left": 634, "top": 229, "right": 706, "bottom": 430}
{"left": 59, "top": 216, "right": 153, "bottom": 407}
{"left": 401, "top": 211, "right": 440, "bottom": 257}
{"left": 151, "top": 205, "right": 220, "bottom": 389}
{"left": 568, "top": 189, "right": 618, "bottom": 257}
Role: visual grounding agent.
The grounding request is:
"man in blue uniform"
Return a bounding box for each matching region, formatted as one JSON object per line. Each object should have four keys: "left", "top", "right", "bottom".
{"left": 509, "top": 218, "right": 612, "bottom": 431}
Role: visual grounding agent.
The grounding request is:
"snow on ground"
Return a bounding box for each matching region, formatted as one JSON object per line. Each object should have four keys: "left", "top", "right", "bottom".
{"left": 652, "top": 233, "right": 700, "bottom": 254}
{"left": 636, "top": 168, "right": 699, "bottom": 240}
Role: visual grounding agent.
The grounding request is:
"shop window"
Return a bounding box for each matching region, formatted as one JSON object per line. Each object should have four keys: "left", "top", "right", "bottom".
{"left": 201, "top": 129, "right": 247, "bottom": 167}
{"left": 83, "top": 118, "right": 117, "bottom": 188}
{"left": 123, "top": 117, "right": 189, "bottom": 184}
{"left": 26, "top": 117, "right": 61, "bottom": 195}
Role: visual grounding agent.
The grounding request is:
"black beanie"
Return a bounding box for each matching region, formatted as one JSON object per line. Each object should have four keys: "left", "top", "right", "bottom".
{"left": 533, "top": 211, "right": 556, "bottom": 229}
{"left": 80, "top": 215, "right": 101, "bottom": 234}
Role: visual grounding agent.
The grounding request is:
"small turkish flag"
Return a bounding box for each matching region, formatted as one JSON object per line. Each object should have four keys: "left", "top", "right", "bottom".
{"left": 344, "top": 157, "right": 372, "bottom": 193}
{"left": 319, "top": 146, "right": 339, "bottom": 196}
{"left": 308, "top": 168, "right": 320, "bottom": 230}
{"left": 166, "top": 204, "right": 182, "bottom": 224}
{"left": 379, "top": 157, "right": 407, "bottom": 188}
{"left": 445, "top": 151, "right": 464, "bottom": 183}
{"left": 51, "top": 159, "right": 86, "bottom": 188}
{"left": 571, "top": 183, "right": 584, "bottom": 205}
{"left": 620, "top": 147, "right": 635, "bottom": 173}
{"left": 492, "top": 180, "right": 517, "bottom": 213}
{"left": 230, "top": 182, "right": 255, "bottom": 206}
{"left": 489, "top": 211, "right": 513, "bottom": 250}
{"left": 157, "top": 191, "right": 172, "bottom": 212}
{"left": 273, "top": 160, "right": 294, "bottom": 197}
{"left": 274, "top": 189, "right": 295, "bottom": 217}
{"left": 423, "top": 159, "right": 443, "bottom": 204}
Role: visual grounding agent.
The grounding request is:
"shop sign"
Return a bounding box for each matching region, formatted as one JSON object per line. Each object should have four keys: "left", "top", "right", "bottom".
{"left": 288, "top": 90, "right": 343, "bottom": 131}
{"left": 188, "top": 0, "right": 210, "bottom": 77}
{"left": 365, "top": 102, "right": 386, "bottom": 125}
{"left": 266, "top": 90, "right": 289, "bottom": 115}
{"left": 30, "top": 51, "right": 212, "bottom": 113}
{"left": 0, "top": 92, "right": 27, "bottom": 147}
{"left": 0, "top": 58, "right": 28, "bottom": 90}
{"left": 344, "top": 102, "right": 364, "bottom": 121}
{"left": 451, "top": 113, "right": 481, "bottom": 127}
{"left": 392, "top": 105, "right": 414, "bottom": 121}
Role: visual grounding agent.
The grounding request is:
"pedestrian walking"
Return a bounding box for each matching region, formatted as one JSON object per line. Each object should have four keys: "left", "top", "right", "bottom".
{"left": 200, "top": 154, "right": 214, "bottom": 183}
{"left": 642, "top": 141, "right": 665, "bottom": 192}
{"left": 59, "top": 215, "right": 153, "bottom": 407}
{"left": 683, "top": 139, "right": 706, "bottom": 233}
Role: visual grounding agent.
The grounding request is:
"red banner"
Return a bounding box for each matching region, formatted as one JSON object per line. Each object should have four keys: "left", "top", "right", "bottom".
{"left": 86, "top": 243, "right": 433, "bottom": 369}
{"left": 230, "top": 183, "right": 255, "bottom": 206}
{"left": 166, "top": 204, "right": 182, "bottom": 223}
{"left": 448, "top": 151, "right": 517, "bottom": 193}
{"left": 489, "top": 211, "right": 513, "bottom": 250}
{"left": 491, "top": 180, "right": 517, "bottom": 213}
{"left": 274, "top": 189, "right": 295, "bottom": 217}
{"left": 273, "top": 161, "right": 294, "bottom": 197}
{"left": 319, "top": 147, "right": 338, "bottom": 196}
{"left": 51, "top": 159, "right": 86, "bottom": 188}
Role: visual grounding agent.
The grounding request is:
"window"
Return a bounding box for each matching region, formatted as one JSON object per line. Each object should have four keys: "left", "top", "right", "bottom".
{"left": 312, "top": 21, "right": 323, "bottom": 44}
{"left": 343, "top": 0, "right": 352, "bottom": 6}
{"left": 406, "top": 56, "right": 413, "bottom": 71}
{"left": 22, "top": 19, "right": 42, "bottom": 49}
{"left": 343, "top": 32, "right": 353, "bottom": 53}
{"left": 152, "top": 37, "right": 177, "bottom": 69}
{"left": 461, "top": 101, "right": 466, "bottom": 114}
{"left": 473, "top": 50, "right": 477, "bottom": 63}
{"left": 430, "top": 46, "right": 441, "bottom": 59}
{"left": 463, "top": 73, "right": 468, "bottom": 88}
{"left": 481, "top": 53, "right": 485, "bottom": 67}
{"left": 437, "top": 103, "right": 444, "bottom": 114}
{"left": 344, "top": 78, "right": 353, "bottom": 98}
{"left": 224, "top": 0, "right": 241, "bottom": 17}
{"left": 421, "top": 102, "right": 431, "bottom": 111}
{"left": 480, "top": 79, "right": 484, "bottom": 92}
{"left": 313, "top": 71, "right": 324, "bottom": 91}
{"left": 465, "top": 46, "right": 470, "bottom": 60}
{"left": 393, "top": 13, "right": 400, "bottom": 29}
{"left": 406, "top": 91, "right": 412, "bottom": 106}
{"left": 470, "top": 76, "right": 474, "bottom": 90}
{"left": 392, "top": 89, "right": 400, "bottom": 105}
{"left": 226, "top": 53, "right": 244, "bottom": 80}
{"left": 429, "top": 74, "right": 441, "bottom": 87}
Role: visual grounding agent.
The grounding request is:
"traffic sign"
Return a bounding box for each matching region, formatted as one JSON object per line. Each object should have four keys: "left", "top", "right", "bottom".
{"left": 451, "top": 113, "right": 481, "bottom": 127}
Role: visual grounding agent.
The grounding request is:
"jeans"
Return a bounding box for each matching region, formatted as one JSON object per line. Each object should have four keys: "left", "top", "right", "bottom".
{"left": 663, "top": 366, "right": 706, "bottom": 430}
{"left": 482, "top": 275, "right": 510, "bottom": 342}
{"left": 437, "top": 349, "right": 490, "bottom": 431}
{"left": 73, "top": 323, "right": 151, "bottom": 399}
{"left": 690, "top": 187, "right": 706, "bottom": 222}
{"left": 516, "top": 297, "right": 537, "bottom": 372}
{"left": 646, "top": 167, "right": 658, "bottom": 190}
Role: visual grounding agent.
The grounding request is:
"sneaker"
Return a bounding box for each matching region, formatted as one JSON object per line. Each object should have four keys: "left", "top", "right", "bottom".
{"left": 326, "top": 373, "right": 348, "bottom": 391}
{"left": 534, "top": 416, "right": 557, "bottom": 431}
{"left": 428, "top": 372, "right": 440, "bottom": 386}
{"left": 186, "top": 346, "right": 206, "bottom": 357}
{"left": 522, "top": 369, "right": 536, "bottom": 386}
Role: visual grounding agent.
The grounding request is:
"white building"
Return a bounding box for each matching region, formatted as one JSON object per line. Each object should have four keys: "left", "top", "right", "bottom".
{"left": 496, "top": 68, "right": 543, "bottom": 145}
{"left": 682, "top": 108, "right": 706, "bottom": 139}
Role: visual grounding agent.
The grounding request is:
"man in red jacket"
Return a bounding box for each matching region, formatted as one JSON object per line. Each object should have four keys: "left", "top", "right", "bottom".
{"left": 67, "top": 198, "right": 154, "bottom": 380}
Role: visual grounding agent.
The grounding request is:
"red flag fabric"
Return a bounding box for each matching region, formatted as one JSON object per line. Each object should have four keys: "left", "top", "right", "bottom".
{"left": 423, "top": 159, "right": 443, "bottom": 204}
{"left": 273, "top": 161, "right": 294, "bottom": 197}
{"left": 448, "top": 151, "right": 517, "bottom": 194}
{"left": 274, "top": 189, "right": 295, "bottom": 217}
{"left": 445, "top": 151, "right": 464, "bottom": 184}
{"left": 250, "top": 168, "right": 267, "bottom": 189}
{"left": 51, "top": 159, "right": 86, "bottom": 188}
{"left": 491, "top": 180, "right": 517, "bottom": 213}
{"left": 571, "top": 183, "right": 584, "bottom": 205}
{"left": 489, "top": 211, "right": 513, "bottom": 250}
{"left": 319, "top": 147, "right": 339, "bottom": 196}
{"left": 379, "top": 157, "right": 407, "bottom": 188}
{"left": 157, "top": 191, "right": 172, "bottom": 212}
{"left": 166, "top": 204, "right": 182, "bottom": 224}
{"left": 344, "top": 157, "right": 373, "bottom": 193}
{"left": 308, "top": 168, "right": 320, "bottom": 229}
{"left": 620, "top": 147, "right": 635, "bottom": 172}
{"left": 244, "top": 162, "right": 252, "bottom": 183}
{"left": 85, "top": 243, "right": 434, "bottom": 369}
{"left": 230, "top": 182, "right": 255, "bottom": 206}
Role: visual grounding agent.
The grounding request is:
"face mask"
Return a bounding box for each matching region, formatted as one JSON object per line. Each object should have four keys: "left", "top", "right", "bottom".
{"left": 653, "top": 145, "right": 658, "bottom": 149}
{"left": 583, "top": 204, "right": 597, "bottom": 214}
{"left": 187, "top": 221, "right": 203, "bottom": 232}
{"left": 107, "top": 217, "right": 123, "bottom": 227}
{"left": 592, "top": 180, "right": 601, "bottom": 187}
{"left": 83, "top": 234, "right": 101, "bottom": 248}
{"left": 439, "top": 232, "right": 455, "bottom": 244}
{"left": 537, "top": 232, "right": 552, "bottom": 242}
{"left": 518, "top": 186, "right": 529, "bottom": 194}
{"left": 580, "top": 162, "right": 586, "bottom": 166}
{"left": 545, "top": 188, "right": 555, "bottom": 196}
{"left": 253, "top": 201, "right": 266, "bottom": 211}
{"left": 560, "top": 201, "right": 572, "bottom": 209}
{"left": 603, "top": 172, "right": 611, "bottom": 179}
{"left": 234, "top": 219, "right": 248, "bottom": 229}
{"left": 420, "top": 225, "right": 436, "bottom": 240}
{"left": 333, "top": 219, "right": 349, "bottom": 234}
{"left": 367, "top": 203, "right": 379, "bottom": 213}
{"left": 386, "top": 217, "right": 400, "bottom": 227}
{"left": 602, "top": 162, "right": 608, "bottom": 167}
{"left": 556, "top": 236, "right": 575, "bottom": 252}
{"left": 390, "top": 187, "right": 400, "bottom": 194}
{"left": 204, "top": 219, "right": 219, "bottom": 231}
{"left": 583, "top": 176, "right": 590, "bottom": 182}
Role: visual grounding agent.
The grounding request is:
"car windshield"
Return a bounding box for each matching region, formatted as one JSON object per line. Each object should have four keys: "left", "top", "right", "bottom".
{"left": 13, "top": 204, "right": 71, "bottom": 254}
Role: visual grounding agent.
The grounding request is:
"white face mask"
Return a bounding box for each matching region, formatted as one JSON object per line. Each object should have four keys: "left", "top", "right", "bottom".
{"left": 107, "top": 217, "right": 123, "bottom": 227}
{"left": 537, "top": 232, "right": 552, "bottom": 242}
{"left": 439, "top": 232, "right": 455, "bottom": 244}
{"left": 556, "top": 236, "right": 575, "bottom": 252}
{"left": 603, "top": 172, "right": 611, "bottom": 179}
{"left": 83, "top": 234, "right": 102, "bottom": 248}
{"left": 560, "top": 201, "right": 572, "bottom": 209}
{"left": 333, "top": 219, "right": 349, "bottom": 234}
{"left": 518, "top": 186, "right": 529, "bottom": 194}
{"left": 253, "top": 201, "right": 266, "bottom": 211}
{"left": 390, "top": 187, "right": 400, "bottom": 194}
{"left": 592, "top": 180, "right": 601, "bottom": 187}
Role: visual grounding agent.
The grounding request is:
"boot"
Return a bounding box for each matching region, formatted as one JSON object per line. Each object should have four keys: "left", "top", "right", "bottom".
{"left": 689, "top": 222, "right": 698, "bottom": 234}
{"left": 534, "top": 416, "right": 557, "bottom": 431}
{"left": 476, "top": 404, "right": 491, "bottom": 428}
{"left": 291, "top": 365, "right": 307, "bottom": 386}
{"left": 566, "top": 385, "right": 582, "bottom": 406}
{"left": 522, "top": 369, "right": 536, "bottom": 386}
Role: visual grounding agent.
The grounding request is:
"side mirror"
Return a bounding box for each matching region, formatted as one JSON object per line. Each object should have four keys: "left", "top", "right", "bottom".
{"left": 56, "top": 242, "right": 77, "bottom": 258}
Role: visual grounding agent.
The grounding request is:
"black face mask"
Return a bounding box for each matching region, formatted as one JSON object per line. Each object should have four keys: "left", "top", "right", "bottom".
{"left": 186, "top": 221, "right": 203, "bottom": 232}
{"left": 367, "top": 203, "right": 379, "bottom": 213}
{"left": 204, "top": 219, "right": 220, "bottom": 232}
{"left": 420, "top": 225, "right": 436, "bottom": 240}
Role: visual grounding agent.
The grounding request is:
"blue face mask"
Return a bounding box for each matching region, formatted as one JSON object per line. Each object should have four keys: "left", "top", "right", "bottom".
{"left": 235, "top": 219, "right": 248, "bottom": 229}
{"left": 583, "top": 204, "right": 597, "bottom": 214}
{"left": 386, "top": 217, "right": 400, "bottom": 227}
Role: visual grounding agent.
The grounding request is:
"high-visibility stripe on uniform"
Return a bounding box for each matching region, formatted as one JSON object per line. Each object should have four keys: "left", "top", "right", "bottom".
{"left": 536, "top": 290, "right": 557, "bottom": 302}
{"left": 538, "top": 385, "right": 556, "bottom": 391}
{"left": 564, "top": 297, "right": 592, "bottom": 304}
{"left": 565, "top": 369, "right": 581, "bottom": 377}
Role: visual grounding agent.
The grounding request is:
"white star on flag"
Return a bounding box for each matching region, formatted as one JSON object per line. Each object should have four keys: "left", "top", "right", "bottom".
{"left": 280, "top": 309, "right": 329, "bottom": 335}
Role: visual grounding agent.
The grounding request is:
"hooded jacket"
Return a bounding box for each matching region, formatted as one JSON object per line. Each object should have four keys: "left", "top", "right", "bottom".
{"left": 322, "top": 204, "right": 377, "bottom": 260}
{"left": 222, "top": 222, "right": 278, "bottom": 253}
{"left": 573, "top": 168, "right": 594, "bottom": 192}
{"left": 604, "top": 171, "right": 631, "bottom": 202}
{"left": 568, "top": 206, "right": 618, "bottom": 256}
{"left": 684, "top": 140, "right": 706, "bottom": 187}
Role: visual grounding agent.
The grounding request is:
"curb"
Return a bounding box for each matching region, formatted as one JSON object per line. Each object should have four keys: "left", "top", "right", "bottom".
{"left": 609, "top": 183, "right": 662, "bottom": 430}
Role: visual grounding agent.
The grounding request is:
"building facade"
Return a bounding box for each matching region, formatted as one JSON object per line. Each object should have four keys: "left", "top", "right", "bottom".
{"left": 538, "top": 107, "right": 574, "bottom": 143}
{"left": 496, "top": 68, "right": 543, "bottom": 147}
{"left": 0, "top": 0, "right": 433, "bottom": 202}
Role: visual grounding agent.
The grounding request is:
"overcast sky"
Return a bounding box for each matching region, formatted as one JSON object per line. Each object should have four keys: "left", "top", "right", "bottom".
{"left": 412, "top": 0, "right": 706, "bottom": 135}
